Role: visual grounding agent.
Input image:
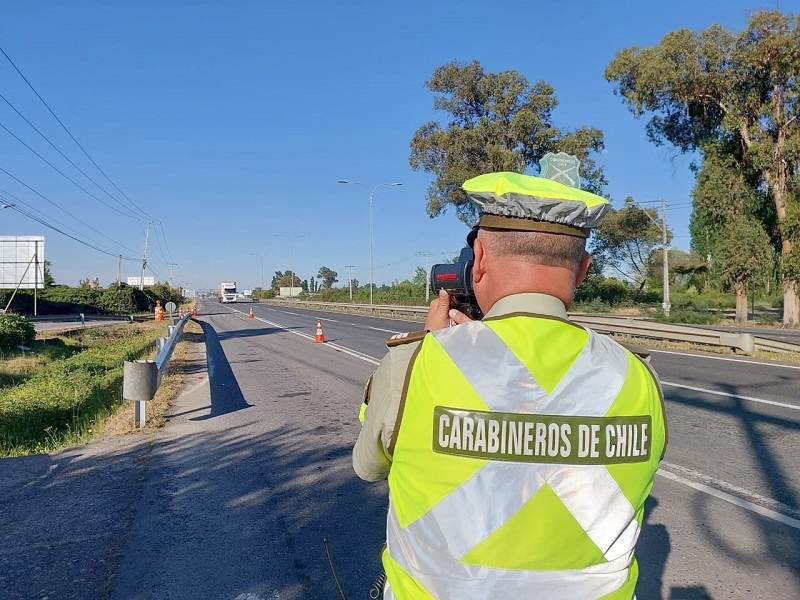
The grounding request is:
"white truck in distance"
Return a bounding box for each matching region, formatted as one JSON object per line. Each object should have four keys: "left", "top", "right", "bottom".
{"left": 218, "top": 281, "right": 237, "bottom": 303}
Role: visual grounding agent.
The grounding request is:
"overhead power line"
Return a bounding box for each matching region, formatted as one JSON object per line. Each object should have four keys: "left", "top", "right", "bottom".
{"left": 0, "top": 44, "right": 156, "bottom": 222}
{"left": 2, "top": 201, "right": 137, "bottom": 260}
{"left": 0, "top": 166, "right": 139, "bottom": 255}
{"left": 0, "top": 44, "right": 181, "bottom": 279}
{"left": 0, "top": 119, "right": 142, "bottom": 220}
{"left": 0, "top": 92, "right": 147, "bottom": 220}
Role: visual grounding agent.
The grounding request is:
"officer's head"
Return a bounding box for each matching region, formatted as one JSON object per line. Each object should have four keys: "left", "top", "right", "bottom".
{"left": 462, "top": 171, "right": 610, "bottom": 312}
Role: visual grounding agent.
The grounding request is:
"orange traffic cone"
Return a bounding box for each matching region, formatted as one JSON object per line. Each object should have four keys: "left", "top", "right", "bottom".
{"left": 249, "top": 307, "right": 254, "bottom": 318}
{"left": 191, "top": 306, "right": 197, "bottom": 316}
{"left": 314, "top": 319, "right": 325, "bottom": 343}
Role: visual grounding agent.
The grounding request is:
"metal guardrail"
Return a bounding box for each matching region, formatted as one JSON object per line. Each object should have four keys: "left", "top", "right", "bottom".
{"left": 568, "top": 315, "right": 756, "bottom": 354}
{"left": 753, "top": 337, "right": 800, "bottom": 354}
{"left": 26, "top": 313, "right": 136, "bottom": 323}
{"left": 260, "top": 299, "right": 800, "bottom": 356}
{"left": 123, "top": 313, "right": 190, "bottom": 427}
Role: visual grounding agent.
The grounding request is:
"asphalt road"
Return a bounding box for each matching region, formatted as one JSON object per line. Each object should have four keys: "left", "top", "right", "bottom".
{"left": 2, "top": 299, "right": 798, "bottom": 599}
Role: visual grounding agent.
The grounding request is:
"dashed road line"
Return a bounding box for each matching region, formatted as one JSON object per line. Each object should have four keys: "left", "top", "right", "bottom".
{"left": 662, "top": 381, "right": 799, "bottom": 411}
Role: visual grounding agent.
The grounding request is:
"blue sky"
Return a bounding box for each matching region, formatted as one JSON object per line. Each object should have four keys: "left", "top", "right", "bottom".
{"left": 0, "top": 1, "right": 789, "bottom": 292}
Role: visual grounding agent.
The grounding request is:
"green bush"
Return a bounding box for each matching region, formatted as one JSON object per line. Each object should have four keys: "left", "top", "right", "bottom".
{"left": 0, "top": 284, "right": 185, "bottom": 316}
{"left": 653, "top": 308, "right": 718, "bottom": 325}
{"left": 97, "top": 286, "right": 138, "bottom": 313}
{"left": 0, "top": 313, "right": 36, "bottom": 351}
{"left": 571, "top": 297, "right": 611, "bottom": 313}
{"left": 0, "top": 322, "right": 166, "bottom": 456}
{"left": 756, "top": 312, "right": 779, "bottom": 325}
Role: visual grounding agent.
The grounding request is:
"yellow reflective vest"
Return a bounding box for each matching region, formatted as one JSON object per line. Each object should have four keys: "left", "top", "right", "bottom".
{"left": 382, "top": 313, "right": 667, "bottom": 599}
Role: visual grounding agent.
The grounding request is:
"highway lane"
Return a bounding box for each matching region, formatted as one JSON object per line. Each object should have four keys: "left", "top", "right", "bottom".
{"left": 197, "top": 299, "right": 800, "bottom": 597}
{"left": 231, "top": 301, "right": 800, "bottom": 509}
{"left": 112, "top": 300, "right": 384, "bottom": 599}
{"left": 647, "top": 349, "right": 800, "bottom": 512}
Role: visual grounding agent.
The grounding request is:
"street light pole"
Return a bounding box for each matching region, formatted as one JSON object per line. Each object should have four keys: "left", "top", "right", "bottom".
{"left": 338, "top": 180, "right": 402, "bottom": 304}
{"left": 274, "top": 235, "right": 308, "bottom": 298}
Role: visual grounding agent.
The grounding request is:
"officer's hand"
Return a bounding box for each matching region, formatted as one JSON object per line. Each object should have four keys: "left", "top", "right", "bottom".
{"left": 447, "top": 307, "right": 472, "bottom": 325}
{"left": 424, "top": 289, "right": 473, "bottom": 330}
{"left": 424, "top": 289, "right": 454, "bottom": 331}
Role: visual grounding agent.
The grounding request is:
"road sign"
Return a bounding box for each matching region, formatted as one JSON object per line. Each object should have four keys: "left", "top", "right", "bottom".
{"left": 539, "top": 152, "right": 581, "bottom": 189}
{"left": 164, "top": 301, "right": 176, "bottom": 314}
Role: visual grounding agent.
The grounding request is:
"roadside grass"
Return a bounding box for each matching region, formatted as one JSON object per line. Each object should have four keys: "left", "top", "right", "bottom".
{"left": 0, "top": 321, "right": 169, "bottom": 457}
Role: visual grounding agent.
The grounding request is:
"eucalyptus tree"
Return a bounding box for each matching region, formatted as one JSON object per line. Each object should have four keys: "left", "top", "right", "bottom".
{"left": 410, "top": 60, "right": 607, "bottom": 225}
{"left": 317, "top": 266, "right": 338, "bottom": 289}
{"left": 606, "top": 10, "right": 800, "bottom": 325}
{"left": 715, "top": 216, "right": 775, "bottom": 324}
{"left": 591, "top": 198, "right": 666, "bottom": 291}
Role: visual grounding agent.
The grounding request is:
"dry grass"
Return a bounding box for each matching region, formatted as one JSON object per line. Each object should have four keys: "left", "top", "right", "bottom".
{"left": 96, "top": 319, "right": 205, "bottom": 438}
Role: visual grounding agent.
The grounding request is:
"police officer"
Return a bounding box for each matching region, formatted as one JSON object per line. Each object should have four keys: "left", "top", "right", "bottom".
{"left": 353, "top": 171, "right": 667, "bottom": 599}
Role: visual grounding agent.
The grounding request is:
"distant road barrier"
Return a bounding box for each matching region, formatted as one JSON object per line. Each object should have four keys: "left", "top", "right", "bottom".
{"left": 258, "top": 299, "right": 800, "bottom": 356}
{"left": 123, "top": 313, "right": 190, "bottom": 427}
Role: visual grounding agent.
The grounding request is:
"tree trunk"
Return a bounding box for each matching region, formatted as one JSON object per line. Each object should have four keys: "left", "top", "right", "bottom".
{"left": 783, "top": 279, "right": 800, "bottom": 328}
{"left": 735, "top": 284, "right": 748, "bottom": 326}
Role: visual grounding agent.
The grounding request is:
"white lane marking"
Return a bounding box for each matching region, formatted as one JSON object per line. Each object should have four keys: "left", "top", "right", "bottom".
{"left": 650, "top": 348, "right": 800, "bottom": 370}
{"left": 369, "top": 326, "right": 402, "bottom": 334}
{"left": 285, "top": 311, "right": 298, "bottom": 315}
{"left": 218, "top": 306, "right": 800, "bottom": 530}
{"left": 658, "top": 463, "right": 800, "bottom": 530}
{"left": 662, "top": 381, "right": 799, "bottom": 411}
{"left": 239, "top": 311, "right": 381, "bottom": 366}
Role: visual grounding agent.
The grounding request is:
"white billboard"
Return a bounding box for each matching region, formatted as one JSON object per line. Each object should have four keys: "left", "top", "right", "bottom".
{"left": 0, "top": 236, "right": 45, "bottom": 290}
{"left": 127, "top": 276, "right": 155, "bottom": 287}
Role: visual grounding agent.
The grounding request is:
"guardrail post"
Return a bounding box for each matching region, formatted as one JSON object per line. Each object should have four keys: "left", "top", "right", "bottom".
{"left": 722, "top": 332, "right": 755, "bottom": 355}
{"left": 123, "top": 360, "right": 158, "bottom": 428}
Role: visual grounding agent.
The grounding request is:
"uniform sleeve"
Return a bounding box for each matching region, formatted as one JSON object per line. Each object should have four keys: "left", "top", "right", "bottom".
{"left": 352, "top": 353, "right": 394, "bottom": 481}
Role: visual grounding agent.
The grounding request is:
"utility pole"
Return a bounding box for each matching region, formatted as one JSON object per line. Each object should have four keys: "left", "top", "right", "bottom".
{"left": 661, "top": 198, "right": 670, "bottom": 317}
{"left": 33, "top": 240, "right": 39, "bottom": 317}
{"left": 140, "top": 222, "right": 150, "bottom": 291}
{"left": 117, "top": 255, "right": 122, "bottom": 288}
{"left": 631, "top": 199, "right": 671, "bottom": 317}
{"left": 346, "top": 265, "right": 355, "bottom": 303}
{"left": 417, "top": 251, "right": 431, "bottom": 302}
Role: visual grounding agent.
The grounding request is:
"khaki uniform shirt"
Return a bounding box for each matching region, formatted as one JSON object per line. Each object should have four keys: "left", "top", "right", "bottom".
{"left": 352, "top": 293, "right": 572, "bottom": 481}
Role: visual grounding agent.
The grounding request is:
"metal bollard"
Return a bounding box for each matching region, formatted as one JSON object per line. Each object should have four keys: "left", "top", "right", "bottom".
{"left": 123, "top": 360, "right": 158, "bottom": 428}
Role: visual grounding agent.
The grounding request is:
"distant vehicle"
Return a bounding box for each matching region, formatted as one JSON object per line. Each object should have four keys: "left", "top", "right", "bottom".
{"left": 218, "top": 281, "right": 237, "bottom": 303}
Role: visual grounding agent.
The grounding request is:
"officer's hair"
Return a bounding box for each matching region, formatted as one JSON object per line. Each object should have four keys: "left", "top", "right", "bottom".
{"left": 479, "top": 228, "right": 586, "bottom": 269}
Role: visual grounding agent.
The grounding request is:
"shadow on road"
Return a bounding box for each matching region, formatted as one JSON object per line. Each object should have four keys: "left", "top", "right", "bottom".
{"left": 192, "top": 320, "right": 252, "bottom": 420}
{"left": 666, "top": 378, "right": 800, "bottom": 588}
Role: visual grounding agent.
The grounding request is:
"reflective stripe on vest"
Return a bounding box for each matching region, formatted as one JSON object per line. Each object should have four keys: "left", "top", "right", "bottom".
{"left": 385, "top": 317, "right": 663, "bottom": 599}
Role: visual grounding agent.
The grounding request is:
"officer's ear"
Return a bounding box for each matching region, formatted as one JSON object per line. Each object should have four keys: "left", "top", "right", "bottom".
{"left": 575, "top": 252, "right": 591, "bottom": 287}
{"left": 472, "top": 236, "right": 487, "bottom": 284}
